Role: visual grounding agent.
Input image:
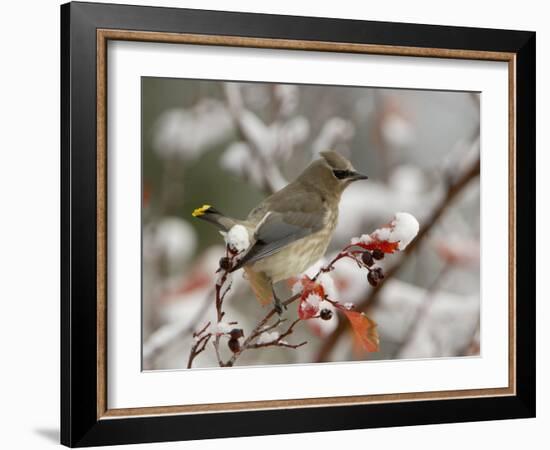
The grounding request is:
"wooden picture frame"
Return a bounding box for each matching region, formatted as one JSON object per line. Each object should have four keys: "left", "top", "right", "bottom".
{"left": 61, "top": 1, "right": 535, "bottom": 446}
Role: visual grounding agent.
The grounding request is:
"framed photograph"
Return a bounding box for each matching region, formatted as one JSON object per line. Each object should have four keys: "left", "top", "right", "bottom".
{"left": 61, "top": 1, "right": 535, "bottom": 447}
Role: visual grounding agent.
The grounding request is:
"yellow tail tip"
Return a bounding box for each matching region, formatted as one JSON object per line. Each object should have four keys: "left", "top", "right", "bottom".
{"left": 192, "top": 204, "right": 212, "bottom": 217}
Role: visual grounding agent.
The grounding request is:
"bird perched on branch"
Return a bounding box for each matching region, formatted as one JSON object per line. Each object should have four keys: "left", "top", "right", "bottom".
{"left": 192, "top": 151, "right": 368, "bottom": 314}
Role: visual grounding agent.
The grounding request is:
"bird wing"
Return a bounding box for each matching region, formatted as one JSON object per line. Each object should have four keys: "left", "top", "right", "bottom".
{"left": 230, "top": 191, "right": 326, "bottom": 272}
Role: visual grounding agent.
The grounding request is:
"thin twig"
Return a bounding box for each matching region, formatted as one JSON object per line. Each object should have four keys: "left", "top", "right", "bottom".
{"left": 249, "top": 341, "right": 308, "bottom": 350}
{"left": 187, "top": 333, "right": 212, "bottom": 369}
{"left": 224, "top": 294, "right": 301, "bottom": 367}
{"left": 249, "top": 318, "right": 287, "bottom": 340}
{"left": 186, "top": 321, "right": 212, "bottom": 369}
{"left": 249, "top": 319, "right": 308, "bottom": 349}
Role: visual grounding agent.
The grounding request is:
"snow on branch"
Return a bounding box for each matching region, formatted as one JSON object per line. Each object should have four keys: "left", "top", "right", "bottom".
{"left": 351, "top": 212, "right": 419, "bottom": 251}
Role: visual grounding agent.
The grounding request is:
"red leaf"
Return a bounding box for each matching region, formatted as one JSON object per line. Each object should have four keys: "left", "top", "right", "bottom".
{"left": 342, "top": 310, "right": 379, "bottom": 352}
{"left": 300, "top": 277, "right": 325, "bottom": 298}
{"left": 355, "top": 239, "right": 400, "bottom": 254}
{"left": 296, "top": 277, "right": 325, "bottom": 320}
{"left": 298, "top": 294, "right": 321, "bottom": 320}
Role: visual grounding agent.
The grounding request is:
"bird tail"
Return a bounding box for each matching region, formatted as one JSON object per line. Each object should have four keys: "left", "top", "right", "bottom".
{"left": 191, "top": 204, "right": 237, "bottom": 232}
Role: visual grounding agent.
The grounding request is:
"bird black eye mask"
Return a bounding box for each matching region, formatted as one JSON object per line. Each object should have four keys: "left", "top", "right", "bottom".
{"left": 332, "top": 169, "right": 353, "bottom": 179}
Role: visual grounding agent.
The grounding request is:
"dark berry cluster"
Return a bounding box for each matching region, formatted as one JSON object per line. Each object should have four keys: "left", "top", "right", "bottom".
{"left": 227, "top": 328, "right": 243, "bottom": 353}
{"left": 361, "top": 249, "right": 385, "bottom": 287}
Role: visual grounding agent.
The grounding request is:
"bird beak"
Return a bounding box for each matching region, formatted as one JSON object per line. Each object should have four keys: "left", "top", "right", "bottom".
{"left": 350, "top": 172, "right": 368, "bottom": 181}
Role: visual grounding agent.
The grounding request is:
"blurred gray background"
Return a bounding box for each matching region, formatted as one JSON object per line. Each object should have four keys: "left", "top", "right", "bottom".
{"left": 141, "top": 78, "right": 480, "bottom": 370}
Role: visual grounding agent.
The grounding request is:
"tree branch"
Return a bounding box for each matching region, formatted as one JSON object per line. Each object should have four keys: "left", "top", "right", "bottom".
{"left": 186, "top": 322, "right": 212, "bottom": 369}
{"left": 314, "top": 156, "right": 480, "bottom": 362}
{"left": 224, "top": 294, "right": 302, "bottom": 367}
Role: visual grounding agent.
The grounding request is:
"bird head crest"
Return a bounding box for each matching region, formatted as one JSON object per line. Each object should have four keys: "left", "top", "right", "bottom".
{"left": 320, "top": 151, "right": 352, "bottom": 170}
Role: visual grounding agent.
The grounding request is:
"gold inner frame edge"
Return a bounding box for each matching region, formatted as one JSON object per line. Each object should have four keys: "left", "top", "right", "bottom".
{"left": 96, "top": 29, "right": 517, "bottom": 420}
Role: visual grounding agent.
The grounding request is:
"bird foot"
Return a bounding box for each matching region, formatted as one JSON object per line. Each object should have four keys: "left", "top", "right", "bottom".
{"left": 273, "top": 292, "right": 287, "bottom": 316}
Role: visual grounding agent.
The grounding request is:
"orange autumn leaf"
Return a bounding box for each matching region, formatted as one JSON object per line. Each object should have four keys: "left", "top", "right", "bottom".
{"left": 298, "top": 296, "right": 320, "bottom": 320}
{"left": 351, "top": 330, "right": 366, "bottom": 358}
{"left": 297, "top": 277, "right": 326, "bottom": 320}
{"left": 342, "top": 310, "right": 379, "bottom": 352}
{"left": 356, "top": 239, "right": 400, "bottom": 254}
{"left": 300, "top": 277, "right": 325, "bottom": 298}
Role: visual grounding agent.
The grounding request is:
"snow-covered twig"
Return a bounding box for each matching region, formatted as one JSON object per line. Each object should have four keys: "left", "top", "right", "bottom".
{"left": 216, "top": 290, "right": 305, "bottom": 367}
{"left": 248, "top": 319, "right": 307, "bottom": 350}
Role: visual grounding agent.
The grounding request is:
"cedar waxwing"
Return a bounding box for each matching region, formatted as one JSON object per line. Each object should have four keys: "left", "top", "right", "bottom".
{"left": 192, "top": 151, "right": 368, "bottom": 313}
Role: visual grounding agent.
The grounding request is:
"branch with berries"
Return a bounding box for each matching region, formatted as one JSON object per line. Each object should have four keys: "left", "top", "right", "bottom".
{"left": 186, "top": 241, "right": 307, "bottom": 368}
{"left": 315, "top": 155, "right": 480, "bottom": 362}
{"left": 186, "top": 212, "right": 419, "bottom": 368}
